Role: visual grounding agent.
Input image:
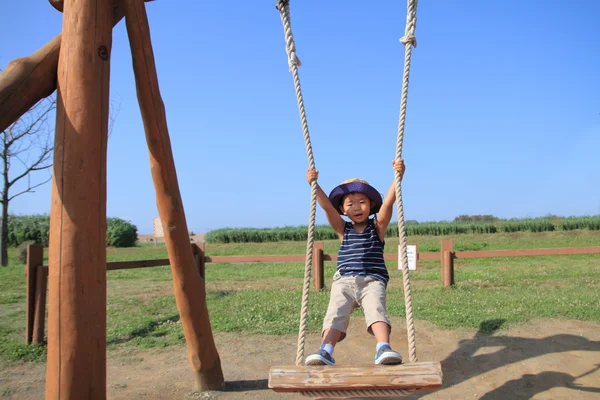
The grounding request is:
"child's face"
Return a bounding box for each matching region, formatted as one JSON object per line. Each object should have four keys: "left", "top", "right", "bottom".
{"left": 340, "top": 193, "right": 371, "bottom": 223}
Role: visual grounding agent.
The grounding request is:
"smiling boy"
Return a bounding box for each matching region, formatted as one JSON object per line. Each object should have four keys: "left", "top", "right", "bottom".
{"left": 304, "top": 159, "right": 406, "bottom": 366}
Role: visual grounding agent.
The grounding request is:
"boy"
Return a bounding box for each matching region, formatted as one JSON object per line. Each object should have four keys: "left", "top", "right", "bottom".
{"left": 305, "top": 159, "right": 405, "bottom": 366}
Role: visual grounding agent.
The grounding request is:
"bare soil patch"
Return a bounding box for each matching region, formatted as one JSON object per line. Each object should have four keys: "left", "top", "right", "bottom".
{"left": 2, "top": 318, "right": 599, "bottom": 399}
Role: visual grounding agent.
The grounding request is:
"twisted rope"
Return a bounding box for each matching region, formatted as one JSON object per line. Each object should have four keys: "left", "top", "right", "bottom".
{"left": 300, "top": 388, "right": 416, "bottom": 398}
{"left": 275, "top": 0, "right": 317, "bottom": 368}
{"left": 395, "top": 0, "right": 419, "bottom": 365}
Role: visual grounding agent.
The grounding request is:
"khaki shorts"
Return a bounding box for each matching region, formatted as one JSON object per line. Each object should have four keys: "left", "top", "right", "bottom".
{"left": 322, "top": 273, "right": 391, "bottom": 342}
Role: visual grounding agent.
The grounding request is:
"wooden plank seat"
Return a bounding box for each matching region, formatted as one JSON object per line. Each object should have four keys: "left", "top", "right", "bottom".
{"left": 269, "top": 361, "right": 443, "bottom": 393}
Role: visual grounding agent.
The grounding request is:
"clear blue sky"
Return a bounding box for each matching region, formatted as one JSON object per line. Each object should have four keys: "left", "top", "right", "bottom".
{"left": 2, "top": 0, "right": 599, "bottom": 234}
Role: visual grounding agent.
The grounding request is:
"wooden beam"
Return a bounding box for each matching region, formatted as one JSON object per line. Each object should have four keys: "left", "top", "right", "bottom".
{"left": 107, "top": 258, "right": 169, "bottom": 271}
{"left": 455, "top": 246, "right": 600, "bottom": 259}
{"left": 48, "top": 0, "right": 64, "bottom": 12}
{"left": 205, "top": 254, "right": 306, "bottom": 263}
{"left": 0, "top": 35, "right": 60, "bottom": 134}
{"left": 269, "top": 362, "right": 443, "bottom": 393}
{"left": 48, "top": 0, "right": 154, "bottom": 13}
{"left": 322, "top": 252, "right": 440, "bottom": 262}
{"left": 123, "top": 0, "right": 224, "bottom": 391}
{"left": 0, "top": 1, "right": 150, "bottom": 133}
{"left": 45, "top": 0, "right": 113, "bottom": 397}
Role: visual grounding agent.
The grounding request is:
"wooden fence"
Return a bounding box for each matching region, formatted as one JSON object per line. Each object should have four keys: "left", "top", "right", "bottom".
{"left": 24, "top": 241, "right": 600, "bottom": 344}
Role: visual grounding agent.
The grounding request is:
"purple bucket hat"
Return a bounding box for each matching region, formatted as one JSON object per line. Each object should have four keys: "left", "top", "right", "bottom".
{"left": 328, "top": 179, "right": 383, "bottom": 215}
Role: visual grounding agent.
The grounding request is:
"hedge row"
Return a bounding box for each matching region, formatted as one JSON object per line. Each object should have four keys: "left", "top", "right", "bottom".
{"left": 6, "top": 214, "right": 138, "bottom": 248}
{"left": 205, "top": 215, "right": 600, "bottom": 243}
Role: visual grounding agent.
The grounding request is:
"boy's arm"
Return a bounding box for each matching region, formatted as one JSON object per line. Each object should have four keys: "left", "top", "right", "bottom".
{"left": 376, "top": 159, "right": 405, "bottom": 240}
{"left": 307, "top": 169, "right": 346, "bottom": 239}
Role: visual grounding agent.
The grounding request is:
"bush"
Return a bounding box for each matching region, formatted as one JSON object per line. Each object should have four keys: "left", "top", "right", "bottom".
{"left": 6, "top": 214, "right": 50, "bottom": 246}
{"left": 5, "top": 215, "right": 139, "bottom": 248}
{"left": 17, "top": 241, "right": 35, "bottom": 264}
{"left": 106, "top": 218, "right": 138, "bottom": 247}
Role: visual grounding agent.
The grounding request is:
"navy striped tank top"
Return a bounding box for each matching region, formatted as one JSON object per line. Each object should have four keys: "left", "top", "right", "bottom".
{"left": 336, "top": 219, "right": 389, "bottom": 284}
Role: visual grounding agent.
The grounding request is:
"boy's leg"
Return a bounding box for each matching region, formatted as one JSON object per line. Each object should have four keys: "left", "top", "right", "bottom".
{"left": 322, "top": 328, "right": 343, "bottom": 346}
{"left": 370, "top": 321, "right": 391, "bottom": 342}
{"left": 305, "top": 277, "right": 356, "bottom": 365}
{"left": 359, "top": 277, "right": 403, "bottom": 365}
{"left": 316, "top": 329, "right": 343, "bottom": 362}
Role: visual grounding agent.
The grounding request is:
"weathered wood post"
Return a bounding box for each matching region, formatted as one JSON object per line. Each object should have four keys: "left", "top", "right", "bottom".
{"left": 32, "top": 266, "right": 48, "bottom": 344}
{"left": 441, "top": 251, "right": 455, "bottom": 288}
{"left": 312, "top": 241, "right": 324, "bottom": 290}
{"left": 123, "top": 0, "right": 224, "bottom": 390}
{"left": 25, "top": 244, "right": 43, "bottom": 344}
{"left": 440, "top": 239, "right": 454, "bottom": 288}
{"left": 45, "top": 0, "right": 113, "bottom": 397}
{"left": 192, "top": 243, "right": 206, "bottom": 281}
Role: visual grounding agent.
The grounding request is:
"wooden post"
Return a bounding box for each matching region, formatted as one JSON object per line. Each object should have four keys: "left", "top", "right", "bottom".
{"left": 441, "top": 251, "right": 455, "bottom": 288}
{"left": 440, "top": 239, "right": 454, "bottom": 287}
{"left": 45, "top": 0, "right": 113, "bottom": 397}
{"left": 123, "top": 0, "right": 224, "bottom": 391}
{"left": 33, "top": 266, "right": 48, "bottom": 344}
{"left": 312, "top": 242, "right": 324, "bottom": 290}
{"left": 192, "top": 243, "right": 206, "bottom": 281}
{"left": 25, "top": 244, "right": 43, "bottom": 344}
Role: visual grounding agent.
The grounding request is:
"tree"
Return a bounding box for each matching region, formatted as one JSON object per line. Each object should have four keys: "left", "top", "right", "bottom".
{"left": 0, "top": 97, "right": 55, "bottom": 266}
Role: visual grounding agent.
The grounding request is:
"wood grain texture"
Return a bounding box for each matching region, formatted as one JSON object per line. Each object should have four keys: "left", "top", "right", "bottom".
{"left": 45, "top": 0, "right": 112, "bottom": 397}
{"left": 269, "top": 362, "right": 443, "bottom": 392}
{"left": 123, "top": 0, "right": 224, "bottom": 391}
{"left": 0, "top": 3, "right": 136, "bottom": 133}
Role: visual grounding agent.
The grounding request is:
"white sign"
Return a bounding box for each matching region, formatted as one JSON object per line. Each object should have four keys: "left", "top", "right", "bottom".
{"left": 153, "top": 217, "right": 164, "bottom": 238}
{"left": 398, "top": 245, "right": 417, "bottom": 271}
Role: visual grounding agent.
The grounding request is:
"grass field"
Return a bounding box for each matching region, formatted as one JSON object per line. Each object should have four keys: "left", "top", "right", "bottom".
{"left": 1, "top": 230, "right": 599, "bottom": 366}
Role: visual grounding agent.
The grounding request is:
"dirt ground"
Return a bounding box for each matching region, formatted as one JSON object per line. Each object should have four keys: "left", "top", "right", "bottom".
{"left": 2, "top": 318, "right": 599, "bottom": 399}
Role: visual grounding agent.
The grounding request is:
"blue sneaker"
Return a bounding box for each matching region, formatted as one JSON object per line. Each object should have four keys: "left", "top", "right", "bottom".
{"left": 305, "top": 349, "right": 335, "bottom": 366}
{"left": 374, "top": 345, "right": 403, "bottom": 365}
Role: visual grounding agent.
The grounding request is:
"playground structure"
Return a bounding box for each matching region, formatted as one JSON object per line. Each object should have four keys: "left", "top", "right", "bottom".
{"left": 1, "top": 0, "right": 224, "bottom": 398}
{"left": 2, "top": 0, "right": 442, "bottom": 398}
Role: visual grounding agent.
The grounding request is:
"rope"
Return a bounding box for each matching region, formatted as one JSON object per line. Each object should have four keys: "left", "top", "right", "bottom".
{"left": 275, "top": 0, "right": 317, "bottom": 367}
{"left": 395, "top": 0, "right": 419, "bottom": 365}
{"left": 275, "top": 0, "right": 421, "bottom": 396}
{"left": 300, "top": 388, "right": 416, "bottom": 398}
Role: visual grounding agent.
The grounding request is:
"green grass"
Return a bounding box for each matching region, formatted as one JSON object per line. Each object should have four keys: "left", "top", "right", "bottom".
{"left": 203, "top": 230, "right": 600, "bottom": 255}
{"left": 0, "top": 249, "right": 48, "bottom": 363}
{"left": 1, "top": 230, "right": 599, "bottom": 365}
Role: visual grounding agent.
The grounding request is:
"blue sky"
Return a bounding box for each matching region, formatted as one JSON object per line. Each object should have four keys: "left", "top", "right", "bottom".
{"left": 2, "top": 0, "right": 599, "bottom": 234}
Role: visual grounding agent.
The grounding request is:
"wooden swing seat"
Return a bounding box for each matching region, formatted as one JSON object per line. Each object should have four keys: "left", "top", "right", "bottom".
{"left": 268, "top": 361, "right": 443, "bottom": 393}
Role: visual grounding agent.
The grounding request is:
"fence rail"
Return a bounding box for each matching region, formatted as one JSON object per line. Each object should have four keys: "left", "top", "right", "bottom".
{"left": 24, "top": 241, "right": 600, "bottom": 344}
